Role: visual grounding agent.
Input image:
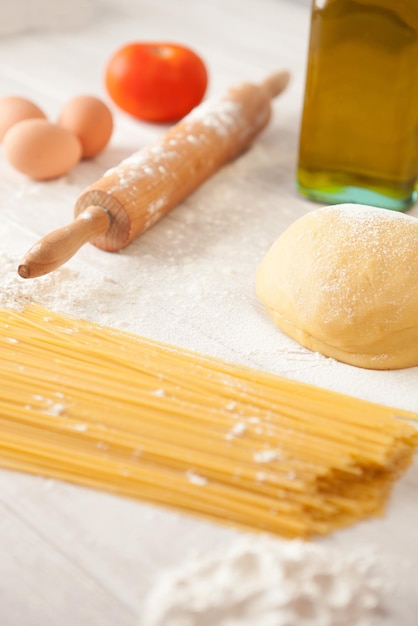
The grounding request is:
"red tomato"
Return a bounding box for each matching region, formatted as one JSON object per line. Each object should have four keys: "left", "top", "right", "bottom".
{"left": 104, "top": 42, "right": 208, "bottom": 123}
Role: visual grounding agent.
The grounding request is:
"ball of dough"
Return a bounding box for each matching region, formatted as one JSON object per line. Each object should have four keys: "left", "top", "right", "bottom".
{"left": 256, "top": 204, "right": 418, "bottom": 370}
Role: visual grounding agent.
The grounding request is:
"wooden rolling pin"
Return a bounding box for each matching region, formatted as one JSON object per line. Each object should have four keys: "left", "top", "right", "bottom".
{"left": 18, "top": 70, "right": 290, "bottom": 279}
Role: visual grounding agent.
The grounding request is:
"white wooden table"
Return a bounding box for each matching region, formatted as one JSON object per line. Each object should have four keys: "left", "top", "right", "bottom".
{"left": 0, "top": 1, "right": 417, "bottom": 624}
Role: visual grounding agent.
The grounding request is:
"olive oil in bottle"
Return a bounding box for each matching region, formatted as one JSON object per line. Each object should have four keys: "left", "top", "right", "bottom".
{"left": 297, "top": 0, "right": 418, "bottom": 211}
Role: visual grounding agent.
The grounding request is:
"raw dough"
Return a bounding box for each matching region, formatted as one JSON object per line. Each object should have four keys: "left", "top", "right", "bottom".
{"left": 256, "top": 204, "right": 418, "bottom": 370}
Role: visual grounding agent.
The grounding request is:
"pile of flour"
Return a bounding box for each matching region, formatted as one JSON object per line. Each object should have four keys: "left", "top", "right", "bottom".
{"left": 143, "top": 534, "right": 385, "bottom": 626}
{"left": 0, "top": 251, "right": 125, "bottom": 325}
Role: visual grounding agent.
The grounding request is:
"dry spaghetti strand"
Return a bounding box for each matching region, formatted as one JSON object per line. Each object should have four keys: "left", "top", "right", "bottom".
{"left": 0, "top": 304, "right": 416, "bottom": 538}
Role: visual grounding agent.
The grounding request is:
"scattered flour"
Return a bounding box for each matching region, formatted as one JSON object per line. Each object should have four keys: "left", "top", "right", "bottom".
{"left": 0, "top": 250, "right": 122, "bottom": 319}
{"left": 185, "top": 470, "right": 208, "bottom": 487}
{"left": 184, "top": 98, "right": 243, "bottom": 137}
{"left": 143, "top": 534, "right": 386, "bottom": 626}
{"left": 254, "top": 448, "right": 282, "bottom": 463}
{"left": 225, "top": 422, "right": 246, "bottom": 440}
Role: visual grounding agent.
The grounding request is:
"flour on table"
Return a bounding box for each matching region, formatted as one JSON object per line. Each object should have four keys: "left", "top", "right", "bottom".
{"left": 143, "top": 534, "right": 386, "bottom": 626}
{"left": 0, "top": 251, "right": 122, "bottom": 318}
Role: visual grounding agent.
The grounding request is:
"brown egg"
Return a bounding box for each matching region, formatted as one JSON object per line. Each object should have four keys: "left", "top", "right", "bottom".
{"left": 58, "top": 95, "right": 113, "bottom": 158}
{"left": 0, "top": 96, "right": 46, "bottom": 141}
{"left": 3, "top": 118, "right": 82, "bottom": 180}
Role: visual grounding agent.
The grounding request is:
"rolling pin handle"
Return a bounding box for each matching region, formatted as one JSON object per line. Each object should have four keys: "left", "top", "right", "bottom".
{"left": 18, "top": 206, "right": 110, "bottom": 279}
{"left": 261, "top": 70, "right": 291, "bottom": 99}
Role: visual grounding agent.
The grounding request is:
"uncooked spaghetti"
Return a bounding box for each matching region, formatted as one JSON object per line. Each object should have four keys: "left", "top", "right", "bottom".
{"left": 0, "top": 304, "right": 416, "bottom": 538}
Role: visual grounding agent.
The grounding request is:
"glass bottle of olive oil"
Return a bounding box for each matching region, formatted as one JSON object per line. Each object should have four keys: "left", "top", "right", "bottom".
{"left": 297, "top": 0, "right": 418, "bottom": 211}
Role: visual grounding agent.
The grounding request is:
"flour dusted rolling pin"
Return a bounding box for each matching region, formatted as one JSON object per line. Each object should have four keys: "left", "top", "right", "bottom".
{"left": 18, "top": 71, "right": 290, "bottom": 279}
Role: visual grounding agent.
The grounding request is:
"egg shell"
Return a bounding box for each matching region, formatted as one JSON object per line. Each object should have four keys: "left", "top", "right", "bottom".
{"left": 3, "top": 118, "right": 82, "bottom": 180}
{"left": 0, "top": 96, "right": 46, "bottom": 141}
{"left": 58, "top": 95, "right": 113, "bottom": 158}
